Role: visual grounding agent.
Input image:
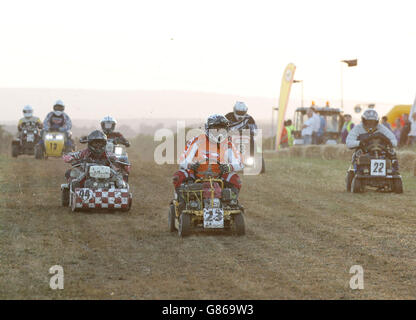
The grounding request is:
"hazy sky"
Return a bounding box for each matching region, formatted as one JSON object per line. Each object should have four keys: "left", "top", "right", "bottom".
{"left": 0, "top": 0, "right": 415, "bottom": 119}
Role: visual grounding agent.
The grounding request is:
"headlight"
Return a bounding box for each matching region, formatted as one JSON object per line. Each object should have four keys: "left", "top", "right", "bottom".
{"left": 189, "top": 201, "right": 200, "bottom": 209}
{"left": 115, "top": 147, "right": 123, "bottom": 155}
{"left": 56, "top": 135, "right": 64, "bottom": 140}
{"left": 245, "top": 157, "right": 255, "bottom": 166}
{"left": 45, "top": 134, "right": 54, "bottom": 140}
{"left": 23, "top": 130, "right": 27, "bottom": 134}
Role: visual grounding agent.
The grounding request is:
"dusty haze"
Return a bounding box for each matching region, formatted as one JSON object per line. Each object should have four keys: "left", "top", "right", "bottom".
{"left": 0, "top": 88, "right": 400, "bottom": 130}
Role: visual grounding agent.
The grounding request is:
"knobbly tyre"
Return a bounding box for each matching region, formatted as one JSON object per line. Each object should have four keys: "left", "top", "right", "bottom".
{"left": 35, "top": 131, "right": 74, "bottom": 160}
{"left": 346, "top": 132, "right": 403, "bottom": 193}
{"left": 61, "top": 160, "right": 132, "bottom": 212}
{"left": 169, "top": 162, "right": 245, "bottom": 237}
{"left": 11, "top": 123, "right": 41, "bottom": 158}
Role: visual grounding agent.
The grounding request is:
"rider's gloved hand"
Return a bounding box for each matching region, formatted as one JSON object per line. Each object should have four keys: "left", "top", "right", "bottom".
{"left": 189, "top": 162, "right": 200, "bottom": 172}
{"left": 220, "top": 164, "right": 233, "bottom": 175}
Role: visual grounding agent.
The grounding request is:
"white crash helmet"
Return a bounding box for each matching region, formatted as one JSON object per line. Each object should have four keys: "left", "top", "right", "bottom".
{"left": 23, "top": 105, "right": 33, "bottom": 119}
{"left": 362, "top": 109, "right": 379, "bottom": 133}
{"left": 101, "top": 116, "right": 117, "bottom": 134}
{"left": 53, "top": 100, "right": 65, "bottom": 116}
{"left": 233, "top": 101, "right": 248, "bottom": 121}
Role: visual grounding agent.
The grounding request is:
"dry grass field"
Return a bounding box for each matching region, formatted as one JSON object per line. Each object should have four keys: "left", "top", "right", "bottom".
{"left": 1, "top": 144, "right": 416, "bottom": 299}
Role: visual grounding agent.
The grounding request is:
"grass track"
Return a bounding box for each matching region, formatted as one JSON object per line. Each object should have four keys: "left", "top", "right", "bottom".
{"left": 0, "top": 153, "right": 415, "bottom": 299}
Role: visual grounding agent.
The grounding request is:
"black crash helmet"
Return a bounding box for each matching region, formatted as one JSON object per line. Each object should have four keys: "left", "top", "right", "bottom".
{"left": 87, "top": 130, "right": 108, "bottom": 155}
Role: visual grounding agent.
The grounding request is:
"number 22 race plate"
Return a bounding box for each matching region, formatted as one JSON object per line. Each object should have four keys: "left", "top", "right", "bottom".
{"left": 370, "top": 159, "right": 386, "bottom": 176}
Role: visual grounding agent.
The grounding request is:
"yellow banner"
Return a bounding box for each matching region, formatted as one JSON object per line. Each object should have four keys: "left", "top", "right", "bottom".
{"left": 275, "top": 63, "right": 296, "bottom": 150}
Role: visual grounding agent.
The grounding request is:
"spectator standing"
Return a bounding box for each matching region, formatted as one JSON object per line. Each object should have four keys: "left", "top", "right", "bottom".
{"left": 302, "top": 108, "right": 314, "bottom": 145}
{"left": 399, "top": 113, "right": 411, "bottom": 147}
{"left": 381, "top": 116, "right": 393, "bottom": 131}
{"left": 393, "top": 118, "right": 402, "bottom": 142}
{"left": 280, "top": 126, "right": 289, "bottom": 148}
{"left": 285, "top": 119, "right": 295, "bottom": 146}
{"left": 310, "top": 106, "right": 321, "bottom": 144}
{"left": 407, "top": 112, "right": 416, "bottom": 145}
{"left": 341, "top": 114, "right": 354, "bottom": 144}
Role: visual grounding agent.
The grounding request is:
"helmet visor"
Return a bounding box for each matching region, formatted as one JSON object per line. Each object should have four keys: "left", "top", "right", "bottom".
{"left": 54, "top": 105, "right": 64, "bottom": 112}
{"left": 363, "top": 119, "right": 378, "bottom": 132}
{"left": 235, "top": 110, "right": 247, "bottom": 116}
{"left": 90, "top": 139, "right": 107, "bottom": 151}
{"left": 104, "top": 122, "right": 113, "bottom": 129}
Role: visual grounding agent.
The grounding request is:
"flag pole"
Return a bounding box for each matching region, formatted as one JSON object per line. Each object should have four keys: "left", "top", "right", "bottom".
{"left": 270, "top": 106, "right": 275, "bottom": 150}
{"left": 340, "top": 62, "right": 344, "bottom": 110}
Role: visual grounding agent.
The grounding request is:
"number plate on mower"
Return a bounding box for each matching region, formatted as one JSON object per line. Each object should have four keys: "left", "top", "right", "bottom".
{"left": 370, "top": 159, "right": 386, "bottom": 176}
{"left": 203, "top": 208, "right": 224, "bottom": 229}
{"left": 27, "top": 134, "right": 35, "bottom": 142}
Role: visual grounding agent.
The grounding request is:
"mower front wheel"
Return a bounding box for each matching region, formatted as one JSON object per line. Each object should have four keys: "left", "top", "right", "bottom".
{"left": 345, "top": 171, "right": 354, "bottom": 192}
{"left": 392, "top": 178, "right": 403, "bottom": 194}
{"left": 168, "top": 204, "right": 176, "bottom": 232}
{"left": 178, "top": 213, "right": 191, "bottom": 237}
{"left": 34, "top": 145, "right": 44, "bottom": 160}
{"left": 234, "top": 213, "right": 246, "bottom": 236}
{"left": 11, "top": 144, "right": 19, "bottom": 158}
{"left": 351, "top": 176, "right": 363, "bottom": 193}
{"left": 61, "top": 188, "right": 70, "bottom": 207}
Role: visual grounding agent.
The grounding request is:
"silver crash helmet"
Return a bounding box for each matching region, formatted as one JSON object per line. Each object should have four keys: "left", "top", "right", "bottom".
{"left": 361, "top": 109, "right": 379, "bottom": 133}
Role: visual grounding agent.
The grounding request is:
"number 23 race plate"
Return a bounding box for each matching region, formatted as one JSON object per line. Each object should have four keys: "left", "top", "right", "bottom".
{"left": 203, "top": 208, "right": 224, "bottom": 229}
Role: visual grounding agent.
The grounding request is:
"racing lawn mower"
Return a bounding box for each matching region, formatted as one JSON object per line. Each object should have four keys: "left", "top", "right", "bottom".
{"left": 11, "top": 124, "right": 41, "bottom": 157}
{"left": 35, "top": 130, "right": 74, "bottom": 160}
{"left": 169, "top": 162, "right": 246, "bottom": 237}
{"left": 345, "top": 132, "right": 403, "bottom": 193}
{"left": 61, "top": 161, "right": 132, "bottom": 212}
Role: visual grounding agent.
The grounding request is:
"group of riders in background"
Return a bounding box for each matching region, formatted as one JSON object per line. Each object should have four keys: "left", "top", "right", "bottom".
{"left": 14, "top": 100, "right": 259, "bottom": 199}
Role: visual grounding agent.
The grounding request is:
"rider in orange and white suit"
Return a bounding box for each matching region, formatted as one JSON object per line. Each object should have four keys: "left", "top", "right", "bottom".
{"left": 173, "top": 114, "right": 244, "bottom": 196}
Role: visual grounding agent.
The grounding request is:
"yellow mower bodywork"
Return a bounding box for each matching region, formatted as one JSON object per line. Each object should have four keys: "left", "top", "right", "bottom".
{"left": 44, "top": 132, "right": 66, "bottom": 157}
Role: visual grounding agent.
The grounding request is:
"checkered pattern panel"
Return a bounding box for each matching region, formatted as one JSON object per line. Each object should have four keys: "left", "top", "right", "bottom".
{"left": 74, "top": 188, "right": 131, "bottom": 210}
